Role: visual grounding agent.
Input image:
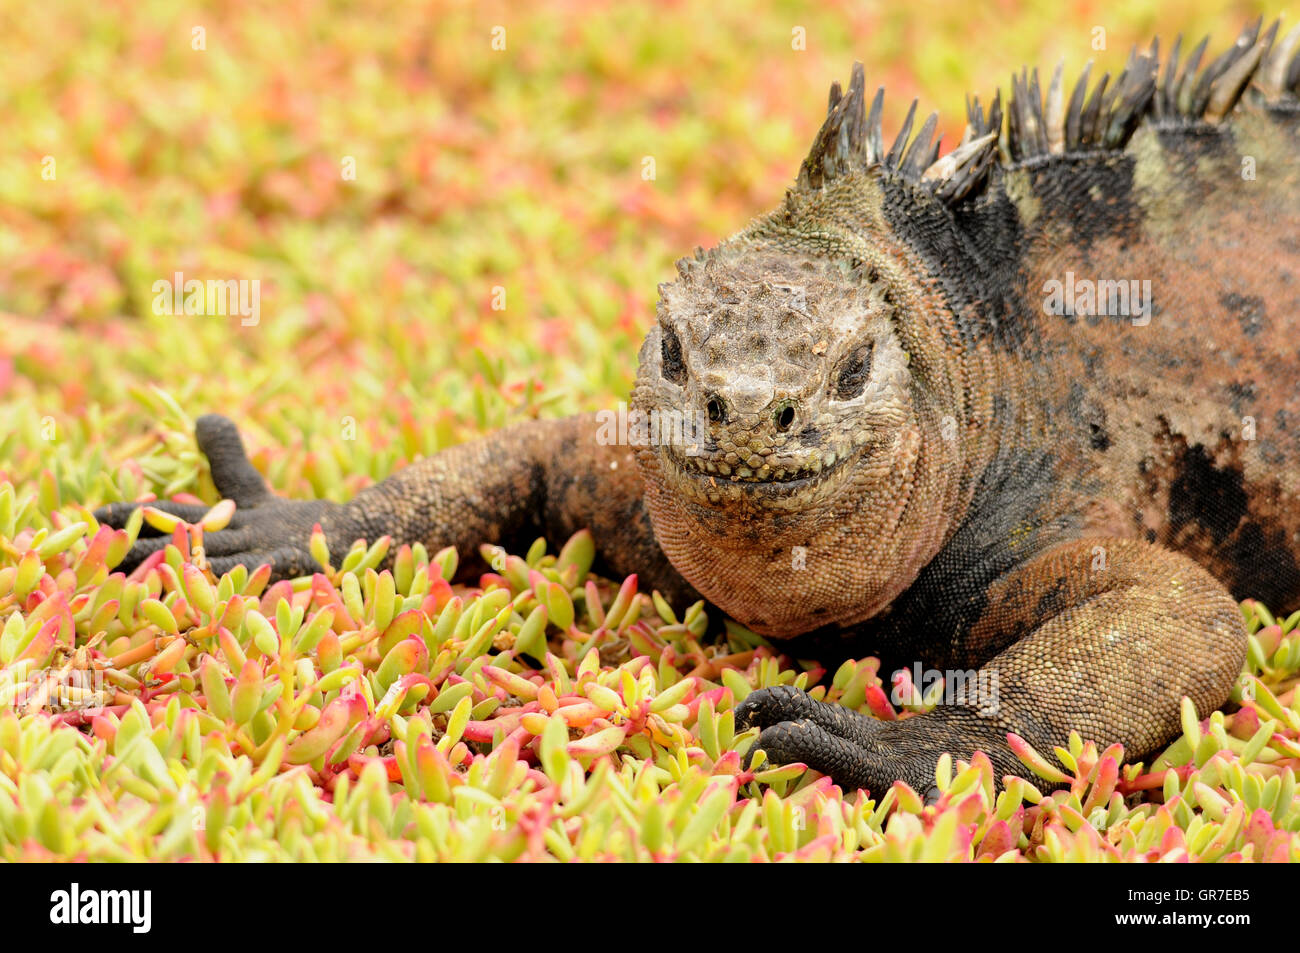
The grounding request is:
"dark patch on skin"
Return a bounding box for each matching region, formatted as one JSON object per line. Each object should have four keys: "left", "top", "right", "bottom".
{"left": 1025, "top": 156, "right": 1143, "bottom": 252}
{"left": 1167, "top": 444, "right": 1248, "bottom": 546}
{"left": 1220, "top": 292, "right": 1266, "bottom": 337}
{"left": 1221, "top": 521, "right": 1300, "bottom": 608}
{"left": 950, "top": 174, "right": 1035, "bottom": 349}
{"left": 1151, "top": 124, "right": 1239, "bottom": 201}
{"left": 881, "top": 175, "right": 1030, "bottom": 353}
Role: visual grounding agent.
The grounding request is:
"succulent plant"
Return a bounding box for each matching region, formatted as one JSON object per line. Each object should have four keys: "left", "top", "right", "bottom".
{"left": 1, "top": 487, "right": 1296, "bottom": 861}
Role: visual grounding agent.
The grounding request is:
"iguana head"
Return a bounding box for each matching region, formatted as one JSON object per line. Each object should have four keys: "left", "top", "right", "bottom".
{"left": 633, "top": 245, "right": 915, "bottom": 514}
{"left": 630, "top": 203, "right": 970, "bottom": 635}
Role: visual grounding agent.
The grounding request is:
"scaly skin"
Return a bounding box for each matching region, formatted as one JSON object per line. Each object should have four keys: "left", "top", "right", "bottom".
{"left": 96, "top": 20, "right": 1300, "bottom": 794}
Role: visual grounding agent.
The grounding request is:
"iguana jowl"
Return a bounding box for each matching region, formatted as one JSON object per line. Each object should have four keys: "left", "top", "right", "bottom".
{"left": 98, "top": 19, "right": 1300, "bottom": 794}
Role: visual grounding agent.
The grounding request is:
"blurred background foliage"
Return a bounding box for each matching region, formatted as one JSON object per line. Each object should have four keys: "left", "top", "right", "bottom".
{"left": 0, "top": 0, "right": 1274, "bottom": 509}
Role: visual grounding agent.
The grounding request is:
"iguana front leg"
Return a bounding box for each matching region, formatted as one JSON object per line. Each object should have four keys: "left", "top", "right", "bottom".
{"left": 737, "top": 539, "right": 1247, "bottom": 793}
{"left": 95, "top": 413, "right": 697, "bottom": 603}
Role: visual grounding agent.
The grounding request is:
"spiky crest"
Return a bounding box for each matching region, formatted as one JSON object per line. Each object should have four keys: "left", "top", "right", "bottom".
{"left": 796, "top": 17, "right": 1300, "bottom": 206}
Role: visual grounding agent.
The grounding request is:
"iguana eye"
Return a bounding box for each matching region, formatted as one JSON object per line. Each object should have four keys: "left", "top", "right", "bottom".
{"left": 661, "top": 326, "right": 686, "bottom": 384}
{"left": 833, "top": 343, "right": 872, "bottom": 400}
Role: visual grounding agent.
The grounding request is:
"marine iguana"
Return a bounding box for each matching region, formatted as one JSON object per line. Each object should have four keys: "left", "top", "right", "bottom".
{"left": 96, "top": 19, "right": 1300, "bottom": 795}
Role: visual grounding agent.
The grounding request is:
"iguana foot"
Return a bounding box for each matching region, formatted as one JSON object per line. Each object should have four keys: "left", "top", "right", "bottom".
{"left": 94, "top": 414, "right": 341, "bottom": 578}
{"left": 736, "top": 685, "right": 923, "bottom": 793}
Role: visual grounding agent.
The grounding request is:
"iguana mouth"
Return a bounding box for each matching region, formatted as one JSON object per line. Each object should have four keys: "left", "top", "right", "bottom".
{"left": 661, "top": 442, "right": 863, "bottom": 503}
{"left": 670, "top": 447, "right": 853, "bottom": 484}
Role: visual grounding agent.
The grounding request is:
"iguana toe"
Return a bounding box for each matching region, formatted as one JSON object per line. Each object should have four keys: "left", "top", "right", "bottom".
{"left": 735, "top": 685, "right": 823, "bottom": 731}
{"left": 748, "top": 718, "right": 888, "bottom": 793}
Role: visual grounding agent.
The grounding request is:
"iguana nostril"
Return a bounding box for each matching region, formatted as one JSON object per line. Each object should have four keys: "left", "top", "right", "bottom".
{"left": 706, "top": 395, "right": 726, "bottom": 424}
{"left": 775, "top": 404, "right": 796, "bottom": 432}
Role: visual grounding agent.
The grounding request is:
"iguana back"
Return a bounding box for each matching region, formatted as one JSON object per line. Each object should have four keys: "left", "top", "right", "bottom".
{"left": 998, "top": 65, "right": 1300, "bottom": 610}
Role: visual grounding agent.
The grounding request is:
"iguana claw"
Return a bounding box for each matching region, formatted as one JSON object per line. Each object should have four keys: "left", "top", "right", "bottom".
{"left": 738, "top": 685, "right": 905, "bottom": 793}
{"left": 94, "top": 414, "right": 340, "bottom": 579}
